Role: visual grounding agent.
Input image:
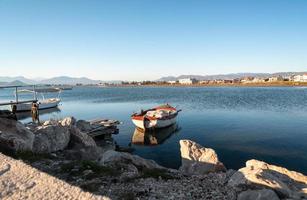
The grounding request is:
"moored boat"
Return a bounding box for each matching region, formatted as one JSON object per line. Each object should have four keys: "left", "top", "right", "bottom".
{"left": 131, "top": 104, "right": 181, "bottom": 130}
{"left": 11, "top": 88, "right": 62, "bottom": 112}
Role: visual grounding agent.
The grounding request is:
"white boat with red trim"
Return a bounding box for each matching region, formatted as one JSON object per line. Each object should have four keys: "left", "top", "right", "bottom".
{"left": 131, "top": 104, "right": 181, "bottom": 130}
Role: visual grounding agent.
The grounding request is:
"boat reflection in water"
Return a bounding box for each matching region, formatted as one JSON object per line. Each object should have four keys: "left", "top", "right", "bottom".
{"left": 131, "top": 123, "right": 180, "bottom": 145}
{"left": 15, "top": 107, "right": 61, "bottom": 120}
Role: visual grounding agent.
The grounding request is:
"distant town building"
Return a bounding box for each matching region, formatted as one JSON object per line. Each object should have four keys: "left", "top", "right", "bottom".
{"left": 282, "top": 76, "right": 292, "bottom": 81}
{"left": 223, "top": 80, "right": 233, "bottom": 84}
{"left": 215, "top": 79, "right": 224, "bottom": 84}
{"left": 98, "top": 82, "right": 107, "bottom": 87}
{"left": 199, "top": 80, "right": 209, "bottom": 84}
{"left": 268, "top": 76, "right": 283, "bottom": 82}
{"left": 240, "top": 77, "right": 254, "bottom": 84}
{"left": 178, "top": 78, "right": 197, "bottom": 85}
{"left": 252, "top": 77, "right": 266, "bottom": 83}
{"left": 167, "top": 81, "right": 177, "bottom": 84}
{"left": 233, "top": 78, "right": 241, "bottom": 84}
{"left": 293, "top": 74, "right": 307, "bottom": 82}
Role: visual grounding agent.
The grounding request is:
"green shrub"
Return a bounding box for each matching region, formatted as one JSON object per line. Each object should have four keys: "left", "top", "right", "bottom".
{"left": 15, "top": 151, "right": 53, "bottom": 162}
{"left": 60, "top": 160, "right": 118, "bottom": 177}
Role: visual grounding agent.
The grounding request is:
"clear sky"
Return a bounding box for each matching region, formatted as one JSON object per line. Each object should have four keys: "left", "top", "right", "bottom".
{"left": 0, "top": 0, "right": 307, "bottom": 81}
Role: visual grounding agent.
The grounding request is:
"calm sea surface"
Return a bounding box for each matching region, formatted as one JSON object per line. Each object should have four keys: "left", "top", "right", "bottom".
{"left": 1, "top": 86, "right": 307, "bottom": 174}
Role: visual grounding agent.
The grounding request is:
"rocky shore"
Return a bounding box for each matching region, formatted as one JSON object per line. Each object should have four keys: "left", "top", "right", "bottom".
{"left": 0, "top": 117, "right": 306, "bottom": 200}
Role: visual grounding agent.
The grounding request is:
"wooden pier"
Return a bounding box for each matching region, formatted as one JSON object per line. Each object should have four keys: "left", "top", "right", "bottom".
{"left": 0, "top": 100, "right": 38, "bottom": 107}
{"left": 80, "top": 119, "right": 120, "bottom": 138}
{"left": 0, "top": 85, "right": 37, "bottom": 115}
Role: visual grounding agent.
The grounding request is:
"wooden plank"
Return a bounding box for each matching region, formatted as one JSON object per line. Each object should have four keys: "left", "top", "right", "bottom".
{"left": 87, "top": 127, "right": 118, "bottom": 137}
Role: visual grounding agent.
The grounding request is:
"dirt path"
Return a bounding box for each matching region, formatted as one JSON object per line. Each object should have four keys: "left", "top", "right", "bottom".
{"left": 0, "top": 153, "right": 109, "bottom": 200}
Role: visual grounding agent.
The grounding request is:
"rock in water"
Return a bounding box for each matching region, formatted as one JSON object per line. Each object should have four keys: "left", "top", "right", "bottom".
{"left": 238, "top": 189, "right": 280, "bottom": 200}
{"left": 100, "top": 150, "right": 164, "bottom": 170}
{"left": 228, "top": 159, "right": 307, "bottom": 199}
{"left": 0, "top": 118, "right": 34, "bottom": 151}
{"left": 179, "top": 140, "right": 226, "bottom": 175}
{"left": 32, "top": 124, "right": 70, "bottom": 153}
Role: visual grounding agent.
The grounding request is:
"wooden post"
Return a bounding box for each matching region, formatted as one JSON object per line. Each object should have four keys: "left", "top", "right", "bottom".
{"left": 33, "top": 85, "right": 37, "bottom": 100}
{"left": 15, "top": 87, "right": 18, "bottom": 103}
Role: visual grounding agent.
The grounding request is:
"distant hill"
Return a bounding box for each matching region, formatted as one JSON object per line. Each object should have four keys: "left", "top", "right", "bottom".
{"left": 0, "top": 80, "right": 28, "bottom": 86}
{"left": 1, "top": 72, "right": 306, "bottom": 85}
{"left": 0, "top": 76, "right": 101, "bottom": 85}
{"left": 6, "top": 80, "right": 28, "bottom": 86}
{"left": 157, "top": 72, "right": 307, "bottom": 81}
{"left": 0, "top": 76, "right": 38, "bottom": 84}
{"left": 40, "top": 76, "right": 101, "bottom": 85}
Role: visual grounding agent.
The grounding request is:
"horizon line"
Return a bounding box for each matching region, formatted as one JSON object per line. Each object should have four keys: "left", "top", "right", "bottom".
{"left": 1, "top": 70, "right": 307, "bottom": 82}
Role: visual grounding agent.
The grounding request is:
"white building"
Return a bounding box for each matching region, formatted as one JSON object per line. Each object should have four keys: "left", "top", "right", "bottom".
{"left": 167, "top": 81, "right": 177, "bottom": 84}
{"left": 268, "top": 76, "right": 283, "bottom": 82}
{"left": 252, "top": 77, "right": 266, "bottom": 83}
{"left": 178, "top": 78, "right": 197, "bottom": 85}
{"left": 293, "top": 74, "right": 307, "bottom": 82}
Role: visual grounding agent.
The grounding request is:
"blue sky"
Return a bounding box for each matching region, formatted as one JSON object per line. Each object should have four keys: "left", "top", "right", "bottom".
{"left": 0, "top": 0, "right": 307, "bottom": 81}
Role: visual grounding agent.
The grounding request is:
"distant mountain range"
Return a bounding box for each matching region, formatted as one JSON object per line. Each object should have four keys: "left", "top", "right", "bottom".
{"left": 0, "top": 72, "right": 306, "bottom": 86}
{"left": 0, "top": 76, "right": 38, "bottom": 85}
{"left": 0, "top": 76, "right": 102, "bottom": 86}
{"left": 40, "top": 76, "right": 101, "bottom": 85}
{"left": 0, "top": 80, "right": 29, "bottom": 87}
{"left": 157, "top": 72, "right": 307, "bottom": 82}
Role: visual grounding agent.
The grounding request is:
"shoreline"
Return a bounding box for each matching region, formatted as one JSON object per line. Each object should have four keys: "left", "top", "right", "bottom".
{"left": 94, "top": 82, "right": 307, "bottom": 88}
{"left": 0, "top": 116, "right": 306, "bottom": 199}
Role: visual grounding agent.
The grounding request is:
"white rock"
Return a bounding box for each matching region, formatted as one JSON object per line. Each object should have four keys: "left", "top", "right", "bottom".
{"left": 238, "top": 189, "right": 280, "bottom": 200}
{"left": 32, "top": 125, "right": 70, "bottom": 153}
{"left": 228, "top": 159, "right": 307, "bottom": 199}
{"left": 60, "top": 117, "right": 76, "bottom": 127}
{"left": 0, "top": 118, "right": 34, "bottom": 151}
{"left": 179, "top": 140, "right": 226, "bottom": 175}
{"left": 42, "top": 119, "right": 58, "bottom": 126}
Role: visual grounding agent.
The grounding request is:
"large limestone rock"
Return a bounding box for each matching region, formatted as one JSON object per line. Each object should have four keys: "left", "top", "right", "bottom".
{"left": 99, "top": 150, "right": 164, "bottom": 170}
{"left": 69, "top": 127, "right": 96, "bottom": 147}
{"left": 32, "top": 124, "right": 70, "bottom": 153}
{"left": 238, "top": 189, "right": 280, "bottom": 200}
{"left": 179, "top": 140, "right": 226, "bottom": 175}
{"left": 64, "top": 146, "right": 107, "bottom": 161}
{"left": 76, "top": 120, "right": 92, "bottom": 132}
{"left": 0, "top": 118, "right": 34, "bottom": 151}
{"left": 32, "top": 117, "right": 85, "bottom": 153}
{"left": 228, "top": 159, "right": 307, "bottom": 199}
{"left": 57, "top": 117, "right": 96, "bottom": 148}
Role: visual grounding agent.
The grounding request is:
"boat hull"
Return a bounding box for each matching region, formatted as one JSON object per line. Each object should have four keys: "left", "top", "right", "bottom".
{"left": 132, "top": 116, "right": 177, "bottom": 130}
{"left": 12, "top": 99, "right": 61, "bottom": 112}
